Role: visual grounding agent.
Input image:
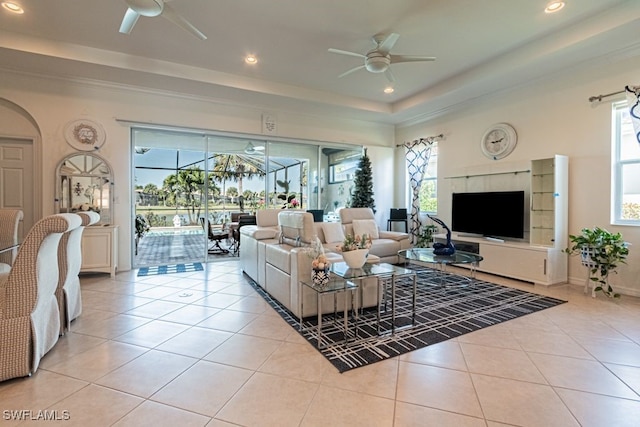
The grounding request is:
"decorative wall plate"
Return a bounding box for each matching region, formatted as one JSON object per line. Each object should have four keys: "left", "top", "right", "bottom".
{"left": 64, "top": 119, "right": 106, "bottom": 151}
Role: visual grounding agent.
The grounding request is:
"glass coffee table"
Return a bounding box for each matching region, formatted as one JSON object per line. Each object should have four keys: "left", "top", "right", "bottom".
{"left": 299, "top": 278, "right": 358, "bottom": 349}
{"left": 398, "top": 248, "right": 483, "bottom": 286}
{"left": 329, "top": 262, "right": 417, "bottom": 336}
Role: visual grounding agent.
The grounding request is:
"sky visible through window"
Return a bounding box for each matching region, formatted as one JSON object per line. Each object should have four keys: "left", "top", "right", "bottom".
{"left": 134, "top": 148, "right": 300, "bottom": 194}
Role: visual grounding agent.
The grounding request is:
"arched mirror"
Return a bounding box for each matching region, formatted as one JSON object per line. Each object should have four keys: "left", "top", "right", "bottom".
{"left": 55, "top": 153, "right": 114, "bottom": 225}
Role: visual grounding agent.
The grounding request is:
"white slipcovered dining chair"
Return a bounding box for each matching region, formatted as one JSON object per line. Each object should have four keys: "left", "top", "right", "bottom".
{"left": 0, "top": 209, "right": 23, "bottom": 273}
{"left": 56, "top": 211, "right": 100, "bottom": 335}
{"left": 0, "top": 213, "right": 81, "bottom": 382}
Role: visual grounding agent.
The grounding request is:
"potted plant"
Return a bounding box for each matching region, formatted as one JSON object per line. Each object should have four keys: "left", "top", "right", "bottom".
{"left": 134, "top": 214, "right": 150, "bottom": 255}
{"left": 564, "top": 227, "right": 629, "bottom": 298}
{"left": 416, "top": 224, "right": 438, "bottom": 248}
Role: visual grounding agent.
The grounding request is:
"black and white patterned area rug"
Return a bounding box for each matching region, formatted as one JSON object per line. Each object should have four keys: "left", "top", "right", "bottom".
{"left": 247, "top": 264, "right": 566, "bottom": 373}
{"left": 137, "top": 262, "right": 204, "bottom": 277}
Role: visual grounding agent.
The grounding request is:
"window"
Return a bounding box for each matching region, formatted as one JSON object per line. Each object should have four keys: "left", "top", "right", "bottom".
{"left": 612, "top": 102, "right": 640, "bottom": 225}
{"left": 419, "top": 145, "right": 438, "bottom": 213}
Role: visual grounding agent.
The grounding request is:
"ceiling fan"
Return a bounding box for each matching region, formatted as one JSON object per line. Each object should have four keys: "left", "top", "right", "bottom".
{"left": 244, "top": 142, "right": 265, "bottom": 155}
{"left": 328, "top": 33, "right": 435, "bottom": 83}
{"left": 119, "top": 0, "right": 207, "bottom": 40}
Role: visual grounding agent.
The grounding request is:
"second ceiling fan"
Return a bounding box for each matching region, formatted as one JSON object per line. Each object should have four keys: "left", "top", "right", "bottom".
{"left": 329, "top": 33, "right": 435, "bottom": 83}
{"left": 119, "top": 0, "right": 207, "bottom": 40}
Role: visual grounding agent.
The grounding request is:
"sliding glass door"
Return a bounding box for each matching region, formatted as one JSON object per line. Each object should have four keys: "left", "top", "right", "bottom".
{"left": 132, "top": 127, "right": 361, "bottom": 268}
{"left": 133, "top": 130, "right": 209, "bottom": 268}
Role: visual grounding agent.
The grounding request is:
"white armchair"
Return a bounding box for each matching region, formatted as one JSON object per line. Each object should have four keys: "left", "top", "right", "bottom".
{"left": 56, "top": 211, "right": 100, "bottom": 335}
{"left": 0, "top": 213, "right": 81, "bottom": 382}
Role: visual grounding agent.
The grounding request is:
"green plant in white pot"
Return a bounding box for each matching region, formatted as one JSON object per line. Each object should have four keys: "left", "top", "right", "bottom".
{"left": 564, "top": 227, "right": 630, "bottom": 298}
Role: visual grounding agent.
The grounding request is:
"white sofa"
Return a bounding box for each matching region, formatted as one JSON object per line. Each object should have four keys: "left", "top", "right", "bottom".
{"left": 339, "top": 208, "right": 412, "bottom": 264}
{"left": 240, "top": 209, "right": 411, "bottom": 319}
{"left": 239, "top": 209, "right": 283, "bottom": 288}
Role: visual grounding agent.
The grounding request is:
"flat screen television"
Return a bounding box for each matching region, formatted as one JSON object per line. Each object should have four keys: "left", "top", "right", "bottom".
{"left": 451, "top": 191, "right": 525, "bottom": 239}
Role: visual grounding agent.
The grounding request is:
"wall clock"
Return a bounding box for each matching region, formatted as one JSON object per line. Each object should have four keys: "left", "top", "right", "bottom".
{"left": 480, "top": 123, "right": 517, "bottom": 160}
{"left": 64, "top": 119, "right": 106, "bottom": 151}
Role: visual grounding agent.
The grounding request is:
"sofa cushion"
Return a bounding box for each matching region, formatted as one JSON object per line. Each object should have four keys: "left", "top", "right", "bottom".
{"left": 352, "top": 219, "right": 379, "bottom": 239}
{"left": 240, "top": 224, "right": 279, "bottom": 241}
{"left": 339, "top": 207, "right": 375, "bottom": 223}
{"left": 322, "top": 222, "right": 344, "bottom": 243}
{"left": 369, "top": 239, "right": 400, "bottom": 258}
{"left": 266, "top": 244, "right": 293, "bottom": 274}
{"left": 256, "top": 209, "right": 285, "bottom": 227}
{"left": 278, "top": 211, "right": 316, "bottom": 246}
{"left": 253, "top": 228, "right": 279, "bottom": 240}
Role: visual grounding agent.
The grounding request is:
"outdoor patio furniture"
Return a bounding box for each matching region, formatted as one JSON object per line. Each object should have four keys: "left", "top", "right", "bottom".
{"left": 230, "top": 214, "right": 257, "bottom": 255}
{"left": 201, "top": 218, "right": 230, "bottom": 254}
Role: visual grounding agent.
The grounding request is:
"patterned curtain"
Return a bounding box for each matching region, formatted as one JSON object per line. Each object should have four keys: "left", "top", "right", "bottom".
{"left": 404, "top": 139, "right": 434, "bottom": 244}
{"left": 626, "top": 85, "right": 640, "bottom": 145}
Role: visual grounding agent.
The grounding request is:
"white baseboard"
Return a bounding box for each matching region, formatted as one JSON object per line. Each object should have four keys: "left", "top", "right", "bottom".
{"left": 567, "top": 275, "right": 640, "bottom": 298}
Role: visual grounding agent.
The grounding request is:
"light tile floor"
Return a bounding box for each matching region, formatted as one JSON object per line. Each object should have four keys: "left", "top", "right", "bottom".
{"left": 2, "top": 261, "right": 640, "bottom": 426}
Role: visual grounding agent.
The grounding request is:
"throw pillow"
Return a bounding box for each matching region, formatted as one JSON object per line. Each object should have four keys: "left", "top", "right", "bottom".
{"left": 352, "top": 219, "right": 379, "bottom": 239}
{"left": 322, "top": 222, "right": 345, "bottom": 243}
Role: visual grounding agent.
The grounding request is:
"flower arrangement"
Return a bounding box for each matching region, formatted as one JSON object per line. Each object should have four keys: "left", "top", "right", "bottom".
{"left": 337, "top": 233, "right": 372, "bottom": 252}
{"left": 307, "top": 237, "right": 330, "bottom": 270}
{"left": 311, "top": 253, "right": 330, "bottom": 270}
{"left": 307, "top": 237, "right": 330, "bottom": 286}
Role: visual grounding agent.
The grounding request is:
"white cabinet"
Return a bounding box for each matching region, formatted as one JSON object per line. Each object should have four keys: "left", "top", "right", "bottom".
{"left": 448, "top": 236, "right": 566, "bottom": 285}
{"left": 81, "top": 225, "right": 118, "bottom": 277}
{"left": 438, "top": 155, "right": 568, "bottom": 285}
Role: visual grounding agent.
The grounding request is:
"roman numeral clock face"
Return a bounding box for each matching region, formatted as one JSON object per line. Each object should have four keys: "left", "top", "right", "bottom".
{"left": 481, "top": 123, "right": 517, "bottom": 160}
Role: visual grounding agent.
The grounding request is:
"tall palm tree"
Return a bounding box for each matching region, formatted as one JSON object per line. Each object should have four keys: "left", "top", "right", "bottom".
{"left": 211, "top": 154, "right": 264, "bottom": 196}
{"left": 163, "top": 167, "right": 206, "bottom": 224}
{"left": 142, "top": 183, "right": 159, "bottom": 205}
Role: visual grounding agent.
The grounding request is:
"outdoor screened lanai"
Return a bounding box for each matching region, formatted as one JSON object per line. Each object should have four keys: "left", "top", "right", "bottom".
{"left": 131, "top": 127, "right": 362, "bottom": 268}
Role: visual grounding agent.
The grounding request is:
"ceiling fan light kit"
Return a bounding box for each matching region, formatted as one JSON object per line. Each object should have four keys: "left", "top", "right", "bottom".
{"left": 365, "top": 54, "right": 390, "bottom": 73}
{"left": 329, "top": 32, "right": 435, "bottom": 85}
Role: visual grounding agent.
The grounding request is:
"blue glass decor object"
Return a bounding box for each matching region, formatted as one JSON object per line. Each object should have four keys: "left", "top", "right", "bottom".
{"left": 427, "top": 214, "right": 456, "bottom": 255}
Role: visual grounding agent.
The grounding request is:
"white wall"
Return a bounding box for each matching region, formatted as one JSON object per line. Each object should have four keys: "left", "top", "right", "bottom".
{"left": 4, "top": 52, "right": 638, "bottom": 296}
{"left": 396, "top": 55, "right": 640, "bottom": 296}
{"left": 0, "top": 70, "right": 395, "bottom": 272}
{"left": 366, "top": 146, "right": 395, "bottom": 225}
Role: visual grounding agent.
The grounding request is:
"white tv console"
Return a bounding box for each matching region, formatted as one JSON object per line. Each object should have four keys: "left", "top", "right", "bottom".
{"left": 435, "top": 155, "right": 569, "bottom": 286}
{"left": 434, "top": 233, "right": 566, "bottom": 285}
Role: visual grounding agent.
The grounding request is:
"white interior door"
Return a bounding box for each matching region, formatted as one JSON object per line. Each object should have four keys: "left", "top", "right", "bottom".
{"left": 0, "top": 137, "right": 34, "bottom": 240}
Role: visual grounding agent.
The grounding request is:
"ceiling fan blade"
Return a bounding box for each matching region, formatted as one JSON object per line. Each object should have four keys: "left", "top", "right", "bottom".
{"left": 384, "top": 68, "right": 396, "bottom": 84}
{"left": 338, "top": 65, "right": 365, "bottom": 79}
{"left": 119, "top": 8, "right": 141, "bottom": 34}
{"left": 377, "top": 33, "right": 399, "bottom": 54}
{"left": 328, "top": 48, "right": 366, "bottom": 59}
{"left": 161, "top": 3, "right": 207, "bottom": 40}
{"left": 390, "top": 54, "right": 436, "bottom": 64}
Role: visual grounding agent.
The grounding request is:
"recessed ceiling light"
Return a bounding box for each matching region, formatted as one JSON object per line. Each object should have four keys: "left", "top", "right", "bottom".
{"left": 2, "top": 2, "right": 24, "bottom": 14}
{"left": 545, "top": 1, "right": 565, "bottom": 14}
{"left": 245, "top": 55, "right": 258, "bottom": 65}
{"left": 383, "top": 86, "right": 394, "bottom": 94}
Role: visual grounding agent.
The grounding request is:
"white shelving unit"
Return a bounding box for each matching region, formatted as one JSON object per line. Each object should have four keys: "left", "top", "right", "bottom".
{"left": 438, "top": 155, "right": 568, "bottom": 285}
{"left": 530, "top": 156, "right": 568, "bottom": 248}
